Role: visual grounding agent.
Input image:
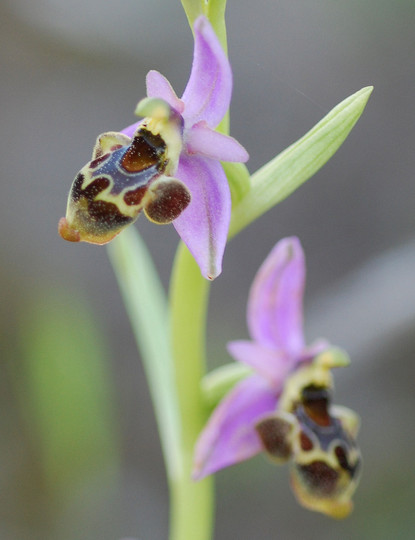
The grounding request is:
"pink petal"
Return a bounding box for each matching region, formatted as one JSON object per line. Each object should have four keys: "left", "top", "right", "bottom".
{"left": 248, "top": 237, "right": 306, "bottom": 355}
{"left": 181, "top": 16, "right": 232, "bottom": 128}
{"left": 193, "top": 375, "right": 277, "bottom": 479}
{"left": 186, "top": 122, "right": 249, "bottom": 162}
{"left": 227, "top": 340, "right": 294, "bottom": 388}
{"left": 145, "top": 70, "right": 185, "bottom": 114}
{"left": 173, "top": 154, "right": 231, "bottom": 280}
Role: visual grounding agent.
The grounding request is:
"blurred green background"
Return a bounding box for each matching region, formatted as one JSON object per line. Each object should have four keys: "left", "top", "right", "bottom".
{"left": 1, "top": 0, "right": 415, "bottom": 538}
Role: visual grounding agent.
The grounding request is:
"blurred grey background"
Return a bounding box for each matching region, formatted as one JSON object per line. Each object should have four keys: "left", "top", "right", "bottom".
{"left": 1, "top": 0, "right": 415, "bottom": 538}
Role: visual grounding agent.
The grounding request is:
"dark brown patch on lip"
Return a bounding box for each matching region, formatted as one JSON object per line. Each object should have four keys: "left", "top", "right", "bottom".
{"left": 88, "top": 199, "right": 132, "bottom": 228}
{"left": 70, "top": 172, "right": 85, "bottom": 202}
{"left": 82, "top": 177, "right": 111, "bottom": 201}
{"left": 300, "top": 431, "right": 314, "bottom": 451}
{"left": 302, "top": 385, "right": 331, "bottom": 427}
{"left": 121, "top": 130, "right": 166, "bottom": 173}
{"left": 124, "top": 186, "right": 148, "bottom": 206}
{"left": 298, "top": 461, "right": 339, "bottom": 495}
{"left": 144, "top": 179, "right": 191, "bottom": 224}
{"left": 89, "top": 152, "right": 110, "bottom": 169}
{"left": 110, "top": 144, "right": 124, "bottom": 152}
{"left": 256, "top": 416, "right": 293, "bottom": 460}
{"left": 334, "top": 445, "right": 359, "bottom": 476}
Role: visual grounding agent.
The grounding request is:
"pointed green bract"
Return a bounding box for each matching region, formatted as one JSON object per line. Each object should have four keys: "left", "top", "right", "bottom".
{"left": 201, "top": 362, "right": 253, "bottom": 409}
{"left": 229, "top": 86, "right": 373, "bottom": 238}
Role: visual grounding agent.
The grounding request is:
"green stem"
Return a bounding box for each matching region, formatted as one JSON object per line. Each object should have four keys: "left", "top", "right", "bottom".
{"left": 169, "top": 242, "right": 214, "bottom": 540}
{"left": 167, "top": 5, "right": 229, "bottom": 537}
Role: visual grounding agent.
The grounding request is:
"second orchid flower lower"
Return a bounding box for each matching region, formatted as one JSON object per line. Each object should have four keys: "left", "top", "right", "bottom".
{"left": 194, "top": 237, "right": 361, "bottom": 518}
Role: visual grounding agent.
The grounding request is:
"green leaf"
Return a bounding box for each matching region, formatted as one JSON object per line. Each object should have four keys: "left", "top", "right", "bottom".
{"left": 107, "top": 227, "right": 182, "bottom": 480}
{"left": 229, "top": 86, "right": 373, "bottom": 238}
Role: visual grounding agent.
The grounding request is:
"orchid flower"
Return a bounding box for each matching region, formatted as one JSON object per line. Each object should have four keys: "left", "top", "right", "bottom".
{"left": 194, "top": 237, "right": 361, "bottom": 518}
{"left": 59, "top": 15, "right": 248, "bottom": 280}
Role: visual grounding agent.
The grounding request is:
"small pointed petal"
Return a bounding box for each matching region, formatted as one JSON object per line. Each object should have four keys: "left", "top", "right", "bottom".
{"left": 227, "top": 340, "right": 293, "bottom": 388}
{"left": 186, "top": 122, "right": 249, "bottom": 162}
{"left": 173, "top": 154, "right": 231, "bottom": 280}
{"left": 181, "top": 15, "right": 232, "bottom": 128}
{"left": 193, "top": 375, "right": 277, "bottom": 480}
{"left": 248, "top": 237, "right": 306, "bottom": 355}
{"left": 146, "top": 70, "right": 184, "bottom": 114}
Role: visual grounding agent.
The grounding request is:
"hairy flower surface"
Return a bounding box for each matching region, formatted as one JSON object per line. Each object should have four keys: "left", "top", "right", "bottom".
{"left": 194, "top": 237, "right": 361, "bottom": 517}
{"left": 59, "top": 15, "right": 248, "bottom": 280}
